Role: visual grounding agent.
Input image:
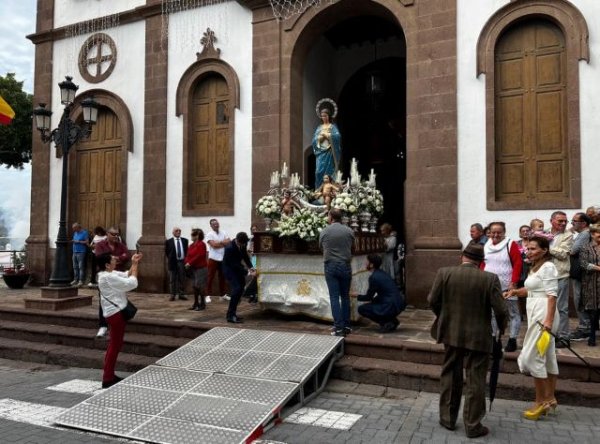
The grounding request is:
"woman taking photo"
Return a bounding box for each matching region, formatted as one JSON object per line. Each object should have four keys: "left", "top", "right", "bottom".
{"left": 184, "top": 228, "right": 208, "bottom": 311}
{"left": 580, "top": 224, "right": 600, "bottom": 346}
{"left": 97, "top": 252, "right": 142, "bottom": 389}
{"left": 505, "top": 235, "right": 559, "bottom": 420}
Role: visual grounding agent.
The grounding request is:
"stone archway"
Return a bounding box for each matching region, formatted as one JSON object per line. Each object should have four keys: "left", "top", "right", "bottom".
{"left": 248, "top": 0, "right": 461, "bottom": 305}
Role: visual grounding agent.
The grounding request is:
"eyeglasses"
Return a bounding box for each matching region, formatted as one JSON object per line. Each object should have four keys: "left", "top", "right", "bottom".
{"left": 108, "top": 232, "right": 119, "bottom": 236}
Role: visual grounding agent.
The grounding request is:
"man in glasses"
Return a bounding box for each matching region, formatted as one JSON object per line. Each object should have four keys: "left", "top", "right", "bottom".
{"left": 569, "top": 213, "right": 592, "bottom": 341}
{"left": 549, "top": 211, "right": 574, "bottom": 346}
{"left": 93, "top": 226, "right": 130, "bottom": 338}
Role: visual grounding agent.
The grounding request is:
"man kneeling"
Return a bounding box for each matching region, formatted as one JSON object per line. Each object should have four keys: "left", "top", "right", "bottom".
{"left": 356, "top": 254, "right": 405, "bottom": 332}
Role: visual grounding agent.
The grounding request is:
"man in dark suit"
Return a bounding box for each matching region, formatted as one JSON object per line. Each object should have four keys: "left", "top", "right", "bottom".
{"left": 428, "top": 243, "right": 507, "bottom": 439}
{"left": 356, "top": 254, "right": 405, "bottom": 332}
{"left": 222, "top": 232, "right": 255, "bottom": 323}
{"left": 165, "top": 227, "right": 188, "bottom": 301}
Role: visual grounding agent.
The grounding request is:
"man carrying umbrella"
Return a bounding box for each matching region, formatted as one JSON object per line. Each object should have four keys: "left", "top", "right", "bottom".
{"left": 428, "top": 243, "right": 507, "bottom": 439}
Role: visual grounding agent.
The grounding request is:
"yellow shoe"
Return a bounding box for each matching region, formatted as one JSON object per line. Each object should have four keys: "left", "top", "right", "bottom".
{"left": 523, "top": 403, "right": 550, "bottom": 420}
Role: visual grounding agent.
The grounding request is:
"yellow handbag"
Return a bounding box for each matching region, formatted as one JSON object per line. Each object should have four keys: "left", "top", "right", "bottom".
{"left": 536, "top": 329, "right": 551, "bottom": 356}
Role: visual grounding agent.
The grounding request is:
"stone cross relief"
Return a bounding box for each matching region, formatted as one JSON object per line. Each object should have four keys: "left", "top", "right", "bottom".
{"left": 197, "top": 28, "right": 221, "bottom": 60}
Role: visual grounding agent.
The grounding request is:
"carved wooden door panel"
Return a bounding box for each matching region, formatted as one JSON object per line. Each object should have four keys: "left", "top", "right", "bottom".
{"left": 71, "top": 108, "right": 123, "bottom": 231}
{"left": 495, "top": 20, "right": 567, "bottom": 202}
{"left": 190, "top": 74, "right": 230, "bottom": 211}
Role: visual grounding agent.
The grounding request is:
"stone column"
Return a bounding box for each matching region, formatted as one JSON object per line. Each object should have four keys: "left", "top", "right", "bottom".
{"left": 136, "top": 3, "right": 168, "bottom": 292}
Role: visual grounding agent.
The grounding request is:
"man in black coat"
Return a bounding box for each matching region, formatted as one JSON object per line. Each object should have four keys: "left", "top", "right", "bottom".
{"left": 165, "top": 227, "right": 188, "bottom": 301}
{"left": 356, "top": 254, "right": 405, "bottom": 333}
{"left": 222, "top": 232, "right": 255, "bottom": 323}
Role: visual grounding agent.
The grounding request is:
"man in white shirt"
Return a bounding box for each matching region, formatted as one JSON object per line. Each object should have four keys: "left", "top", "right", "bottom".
{"left": 205, "top": 219, "right": 231, "bottom": 299}
{"left": 549, "top": 211, "right": 574, "bottom": 346}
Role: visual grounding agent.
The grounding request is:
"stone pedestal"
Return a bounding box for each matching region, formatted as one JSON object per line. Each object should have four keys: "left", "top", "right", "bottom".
{"left": 24, "top": 286, "right": 92, "bottom": 311}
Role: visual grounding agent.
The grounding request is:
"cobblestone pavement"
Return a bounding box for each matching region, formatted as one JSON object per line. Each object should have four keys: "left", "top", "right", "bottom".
{"left": 0, "top": 359, "right": 597, "bottom": 444}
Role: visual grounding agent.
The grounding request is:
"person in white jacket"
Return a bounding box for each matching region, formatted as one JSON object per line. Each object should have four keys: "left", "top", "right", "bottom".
{"left": 97, "top": 252, "right": 142, "bottom": 388}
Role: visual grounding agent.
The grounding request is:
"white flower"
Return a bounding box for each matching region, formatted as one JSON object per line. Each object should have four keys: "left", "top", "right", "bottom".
{"left": 349, "top": 205, "right": 356, "bottom": 213}
{"left": 344, "top": 197, "right": 352, "bottom": 205}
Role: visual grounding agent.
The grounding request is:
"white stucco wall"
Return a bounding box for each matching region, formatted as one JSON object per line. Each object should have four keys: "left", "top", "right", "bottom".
{"left": 166, "top": 1, "right": 253, "bottom": 238}
{"left": 54, "top": 0, "right": 146, "bottom": 28}
{"left": 49, "top": 21, "right": 145, "bottom": 245}
{"left": 457, "top": 0, "right": 600, "bottom": 246}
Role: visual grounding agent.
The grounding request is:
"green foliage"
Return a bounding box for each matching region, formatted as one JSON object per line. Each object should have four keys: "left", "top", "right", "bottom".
{"left": 0, "top": 73, "right": 33, "bottom": 169}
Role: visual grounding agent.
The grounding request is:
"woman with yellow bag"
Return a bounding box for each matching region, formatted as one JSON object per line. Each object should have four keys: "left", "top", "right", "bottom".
{"left": 504, "top": 235, "right": 559, "bottom": 420}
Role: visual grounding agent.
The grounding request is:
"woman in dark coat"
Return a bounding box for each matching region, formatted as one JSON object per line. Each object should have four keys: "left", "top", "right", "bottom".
{"left": 580, "top": 224, "right": 600, "bottom": 346}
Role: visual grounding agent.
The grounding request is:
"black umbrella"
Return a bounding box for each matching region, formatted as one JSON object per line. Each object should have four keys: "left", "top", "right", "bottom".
{"left": 535, "top": 321, "right": 600, "bottom": 378}
{"left": 488, "top": 335, "right": 504, "bottom": 411}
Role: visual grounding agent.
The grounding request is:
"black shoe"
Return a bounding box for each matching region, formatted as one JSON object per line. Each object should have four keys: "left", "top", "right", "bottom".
{"left": 188, "top": 304, "right": 199, "bottom": 310}
{"left": 439, "top": 420, "right": 456, "bottom": 431}
{"left": 169, "top": 295, "right": 176, "bottom": 301}
{"left": 178, "top": 295, "right": 188, "bottom": 301}
{"left": 198, "top": 303, "right": 206, "bottom": 310}
{"left": 570, "top": 330, "right": 590, "bottom": 341}
{"left": 467, "top": 426, "right": 489, "bottom": 439}
{"left": 227, "top": 316, "right": 243, "bottom": 323}
{"left": 102, "top": 375, "right": 123, "bottom": 389}
{"left": 379, "top": 322, "right": 398, "bottom": 333}
{"left": 330, "top": 329, "right": 346, "bottom": 337}
{"left": 505, "top": 338, "right": 517, "bottom": 352}
{"left": 588, "top": 335, "right": 596, "bottom": 347}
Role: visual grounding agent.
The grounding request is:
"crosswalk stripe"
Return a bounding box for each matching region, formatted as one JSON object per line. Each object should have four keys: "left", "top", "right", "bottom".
{"left": 284, "top": 407, "right": 362, "bottom": 430}
{"left": 46, "top": 379, "right": 103, "bottom": 395}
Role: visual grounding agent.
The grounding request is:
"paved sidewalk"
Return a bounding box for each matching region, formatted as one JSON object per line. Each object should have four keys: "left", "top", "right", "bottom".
{"left": 0, "top": 359, "right": 598, "bottom": 443}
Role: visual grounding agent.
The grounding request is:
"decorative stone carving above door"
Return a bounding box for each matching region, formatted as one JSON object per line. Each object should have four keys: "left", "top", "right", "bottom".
{"left": 78, "top": 33, "right": 117, "bottom": 83}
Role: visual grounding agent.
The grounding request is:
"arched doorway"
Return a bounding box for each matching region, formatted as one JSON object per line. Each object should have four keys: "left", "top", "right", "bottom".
{"left": 68, "top": 107, "right": 126, "bottom": 233}
{"left": 301, "top": 15, "right": 406, "bottom": 241}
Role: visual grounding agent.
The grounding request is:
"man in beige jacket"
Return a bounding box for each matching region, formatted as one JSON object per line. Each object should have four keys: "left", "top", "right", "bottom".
{"left": 549, "top": 211, "right": 574, "bottom": 346}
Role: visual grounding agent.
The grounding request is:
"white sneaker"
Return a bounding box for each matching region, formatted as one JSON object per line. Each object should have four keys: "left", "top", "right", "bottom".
{"left": 222, "top": 294, "right": 231, "bottom": 301}
{"left": 88, "top": 282, "right": 97, "bottom": 288}
{"left": 77, "top": 281, "right": 84, "bottom": 287}
{"left": 70, "top": 280, "right": 78, "bottom": 286}
{"left": 96, "top": 327, "right": 108, "bottom": 338}
{"left": 205, "top": 296, "right": 212, "bottom": 304}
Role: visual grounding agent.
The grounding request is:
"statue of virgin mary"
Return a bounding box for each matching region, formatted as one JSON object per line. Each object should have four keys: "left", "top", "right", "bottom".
{"left": 312, "top": 98, "right": 341, "bottom": 189}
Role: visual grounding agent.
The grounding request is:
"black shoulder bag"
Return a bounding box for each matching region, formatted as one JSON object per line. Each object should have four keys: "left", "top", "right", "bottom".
{"left": 99, "top": 289, "right": 137, "bottom": 321}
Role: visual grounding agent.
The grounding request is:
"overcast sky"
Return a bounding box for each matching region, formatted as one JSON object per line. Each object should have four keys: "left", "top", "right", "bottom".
{"left": 0, "top": 0, "right": 36, "bottom": 249}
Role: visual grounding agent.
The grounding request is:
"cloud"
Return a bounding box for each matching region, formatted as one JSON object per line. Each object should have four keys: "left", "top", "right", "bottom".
{"left": 0, "top": 165, "right": 31, "bottom": 249}
{"left": 0, "top": 0, "right": 36, "bottom": 92}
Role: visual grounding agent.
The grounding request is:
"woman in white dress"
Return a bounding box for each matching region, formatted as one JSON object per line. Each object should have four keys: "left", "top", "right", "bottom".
{"left": 504, "top": 235, "right": 559, "bottom": 420}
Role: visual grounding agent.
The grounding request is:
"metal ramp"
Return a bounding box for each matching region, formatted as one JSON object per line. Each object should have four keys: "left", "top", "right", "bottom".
{"left": 54, "top": 327, "right": 344, "bottom": 444}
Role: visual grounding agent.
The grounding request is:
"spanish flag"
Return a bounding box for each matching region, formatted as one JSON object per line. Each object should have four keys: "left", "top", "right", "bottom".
{"left": 0, "top": 95, "right": 16, "bottom": 125}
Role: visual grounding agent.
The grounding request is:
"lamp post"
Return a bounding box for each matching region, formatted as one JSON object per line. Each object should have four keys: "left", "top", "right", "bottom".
{"left": 33, "top": 76, "right": 98, "bottom": 287}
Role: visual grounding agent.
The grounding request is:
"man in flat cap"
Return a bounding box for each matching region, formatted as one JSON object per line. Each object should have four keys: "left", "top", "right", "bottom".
{"left": 428, "top": 243, "right": 507, "bottom": 439}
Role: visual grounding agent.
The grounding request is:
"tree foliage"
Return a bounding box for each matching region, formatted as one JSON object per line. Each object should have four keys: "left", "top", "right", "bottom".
{"left": 0, "top": 73, "right": 32, "bottom": 169}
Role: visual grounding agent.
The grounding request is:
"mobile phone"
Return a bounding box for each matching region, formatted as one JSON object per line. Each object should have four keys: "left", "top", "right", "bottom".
{"left": 135, "top": 242, "right": 141, "bottom": 254}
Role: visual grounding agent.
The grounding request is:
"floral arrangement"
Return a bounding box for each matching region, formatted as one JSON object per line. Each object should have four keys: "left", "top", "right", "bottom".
{"left": 331, "top": 192, "right": 358, "bottom": 214}
{"left": 359, "top": 186, "right": 384, "bottom": 216}
{"left": 255, "top": 195, "right": 281, "bottom": 219}
{"left": 274, "top": 208, "right": 328, "bottom": 241}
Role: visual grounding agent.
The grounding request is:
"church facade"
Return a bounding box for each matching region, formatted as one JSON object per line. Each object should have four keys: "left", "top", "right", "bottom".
{"left": 27, "top": 0, "right": 600, "bottom": 305}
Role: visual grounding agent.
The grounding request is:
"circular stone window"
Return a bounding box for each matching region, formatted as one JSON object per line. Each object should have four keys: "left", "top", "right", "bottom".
{"left": 78, "top": 33, "right": 117, "bottom": 83}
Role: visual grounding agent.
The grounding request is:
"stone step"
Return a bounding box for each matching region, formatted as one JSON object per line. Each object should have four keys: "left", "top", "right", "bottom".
{"left": 0, "top": 319, "right": 190, "bottom": 357}
{"left": 0, "top": 307, "right": 215, "bottom": 338}
{"left": 0, "top": 337, "right": 155, "bottom": 373}
{"left": 344, "top": 334, "right": 600, "bottom": 383}
{"left": 332, "top": 355, "right": 600, "bottom": 408}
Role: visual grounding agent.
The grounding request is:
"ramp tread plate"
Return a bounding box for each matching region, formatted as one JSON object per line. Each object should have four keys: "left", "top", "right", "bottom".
{"left": 135, "top": 417, "right": 246, "bottom": 444}
{"left": 219, "top": 329, "right": 274, "bottom": 350}
{"left": 192, "top": 373, "right": 297, "bottom": 405}
{"left": 251, "top": 331, "right": 304, "bottom": 354}
{"left": 259, "top": 354, "right": 320, "bottom": 382}
{"left": 55, "top": 403, "right": 150, "bottom": 435}
{"left": 124, "top": 366, "right": 211, "bottom": 392}
{"left": 186, "top": 327, "right": 242, "bottom": 348}
{"left": 225, "top": 351, "right": 281, "bottom": 377}
{"left": 162, "top": 394, "right": 273, "bottom": 431}
{"left": 186, "top": 348, "right": 248, "bottom": 372}
{"left": 285, "top": 335, "right": 342, "bottom": 359}
{"left": 156, "top": 346, "right": 212, "bottom": 368}
{"left": 87, "top": 385, "right": 182, "bottom": 416}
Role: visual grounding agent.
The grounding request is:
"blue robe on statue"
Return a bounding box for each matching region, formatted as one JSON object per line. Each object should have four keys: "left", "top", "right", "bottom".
{"left": 312, "top": 123, "right": 341, "bottom": 189}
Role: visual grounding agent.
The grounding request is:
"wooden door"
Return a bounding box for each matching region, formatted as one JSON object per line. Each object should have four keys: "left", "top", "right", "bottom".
{"left": 189, "top": 74, "right": 231, "bottom": 211}
{"left": 495, "top": 19, "right": 567, "bottom": 202}
{"left": 71, "top": 108, "right": 123, "bottom": 231}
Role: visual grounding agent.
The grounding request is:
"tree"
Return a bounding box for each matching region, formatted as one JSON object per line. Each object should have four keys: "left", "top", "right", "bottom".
{"left": 0, "top": 73, "right": 32, "bottom": 169}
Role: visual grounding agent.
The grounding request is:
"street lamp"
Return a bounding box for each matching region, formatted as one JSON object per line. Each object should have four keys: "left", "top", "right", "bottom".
{"left": 33, "top": 76, "right": 98, "bottom": 287}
